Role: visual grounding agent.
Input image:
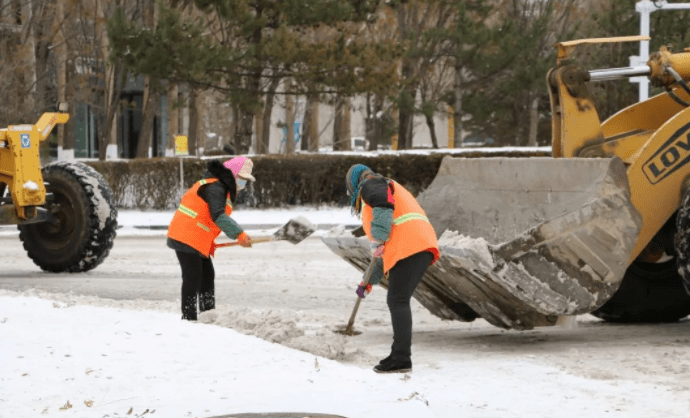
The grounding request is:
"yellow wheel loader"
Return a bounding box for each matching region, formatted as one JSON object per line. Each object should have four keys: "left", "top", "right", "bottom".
{"left": 322, "top": 35, "right": 690, "bottom": 330}
{"left": 0, "top": 107, "right": 117, "bottom": 272}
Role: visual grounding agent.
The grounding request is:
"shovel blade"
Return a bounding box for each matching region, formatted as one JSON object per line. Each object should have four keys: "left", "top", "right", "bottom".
{"left": 333, "top": 325, "right": 362, "bottom": 336}
{"left": 273, "top": 217, "right": 316, "bottom": 244}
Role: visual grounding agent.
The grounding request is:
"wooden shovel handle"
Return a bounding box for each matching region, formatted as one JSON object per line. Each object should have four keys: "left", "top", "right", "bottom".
{"left": 343, "top": 256, "right": 380, "bottom": 335}
{"left": 215, "top": 236, "right": 273, "bottom": 248}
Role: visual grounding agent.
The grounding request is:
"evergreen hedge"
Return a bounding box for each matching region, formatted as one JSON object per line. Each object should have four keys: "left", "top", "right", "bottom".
{"left": 85, "top": 150, "right": 550, "bottom": 210}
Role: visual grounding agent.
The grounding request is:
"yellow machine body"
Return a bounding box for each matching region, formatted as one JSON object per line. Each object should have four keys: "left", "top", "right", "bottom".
{"left": 549, "top": 38, "right": 690, "bottom": 261}
{"left": 0, "top": 112, "right": 69, "bottom": 220}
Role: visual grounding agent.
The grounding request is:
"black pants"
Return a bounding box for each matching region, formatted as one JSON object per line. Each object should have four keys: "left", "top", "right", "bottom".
{"left": 387, "top": 251, "right": 434, "bottom": 362}
{"left": 175, "top": 250, "right": 215, "bottom": 320}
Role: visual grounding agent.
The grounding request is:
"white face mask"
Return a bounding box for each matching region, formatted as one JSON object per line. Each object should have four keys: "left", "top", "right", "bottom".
{"left": 236, "top": 178, "right": 247, "bottom": 190}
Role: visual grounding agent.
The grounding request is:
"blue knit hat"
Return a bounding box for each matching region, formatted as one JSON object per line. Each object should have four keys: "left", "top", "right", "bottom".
{"left": 346, "top": 164, "right": 372, "bottom": 207}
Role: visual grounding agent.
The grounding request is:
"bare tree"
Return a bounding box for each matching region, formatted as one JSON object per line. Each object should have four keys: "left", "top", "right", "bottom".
{"left": 332, "top": 95, "right": 351, "bottom": 151}
{"left": 166, "top": 82, "right": 179, "bottom": 156}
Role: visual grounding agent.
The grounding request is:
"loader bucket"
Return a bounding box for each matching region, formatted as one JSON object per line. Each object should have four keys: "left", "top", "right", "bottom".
{"left": 322, "top": 156, "right": 642, "bottom": 330}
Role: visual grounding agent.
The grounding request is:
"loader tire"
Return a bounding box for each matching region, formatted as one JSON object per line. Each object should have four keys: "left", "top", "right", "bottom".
{"left": 18, "top": 161, "right": 117, "bottom": 273}
{"left": 591, "top": 259, "right": 690, "bottom": 323}
{"left": 675, "top": 187, "right": 690, "bottom": 296}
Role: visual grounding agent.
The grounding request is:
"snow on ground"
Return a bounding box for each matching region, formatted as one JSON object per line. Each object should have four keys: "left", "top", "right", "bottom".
{"left": 2, "top": 207, "right": 690, "bottom": 418}
{"left": 4, "top": 290, "right": 690, "bottom": 418}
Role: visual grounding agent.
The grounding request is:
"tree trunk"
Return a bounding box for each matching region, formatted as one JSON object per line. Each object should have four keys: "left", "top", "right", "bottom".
{"left": 395, "top": 2, "right": 416, "bottom": 151}
{"left": 61, "top": 53, "right": 76, "bottom": 159}
{"left": 32, "top": 0, "right": 56, "bottom": 119}
{"left": 136, "top": 77, "right": 159, "bottom": 158}
{"left": 260, "top": 72, "right": 281, "bottom": 154}
{"left": 371, "top": 94, "right": 384, "bottom": 151}
{"left": 307, "top": 93, "right": 319, "bottom": 152}
{"left": 234, "top": 68, "right": 257, "bottom": 155}
{"left": 397, "top": 90, "right": 414, "bottom": 150}
{"left": 453, "top": 61, "right": 463, "bottom": 148}
{"left": 99, "top": 61, "right": 124, "bottom": 160}
{"left": 303, "top": 90, "right": 319, "bottom": 152}
{"left": 135, "top": 0, "right": 157, "bottom": 159}
{"left": 55, "top": 0, "right": 67, "bottom": 158}
{"left": 284, "top": 77, "right": 295, "bottom": 155}
{"left": 527, "top": 95, "right": 539, "bottom": 146}
{"left": 96, "top": 0, "right": 123, "bottom": 161}
{"left": 333, "top": 95, "right": 351, "bottom": 151}
{"left": 253, "top": 107, "right": 263, "bottom": 154}
{"left": 397, "top": 66, "right": 416, "bottom": 150}
{"left": 196, "top": 89, "right": 206, "bottom": 154}
{"left": 21, "top": 0, "right": 37, "bottom": 116}
{"left": 425, "top": 112, "right": 438, "bottom": 149}
{"left": 260, "top": 99, "right": 271, "bottom": 154}
{"left": 365, "top": 93, "right": 375, "bottom": 151}
{"left": 300, "top": 100, "right": 310, "bottom": 152}
{"left": 230, "top": 104, "right": 238, "bottom": 154}
{"left": 187, "top": 87, "right": 198, "bottom": 156}
{"left": 166, "top": 83, "right": 179, "bottom": 156}
{"left": 235, "top": 108, "right": 253, "bottom": 155}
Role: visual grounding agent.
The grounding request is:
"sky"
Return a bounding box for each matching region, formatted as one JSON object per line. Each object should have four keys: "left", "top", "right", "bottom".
{"left": 2, "top": 206, "right": 690, "bottom": 418}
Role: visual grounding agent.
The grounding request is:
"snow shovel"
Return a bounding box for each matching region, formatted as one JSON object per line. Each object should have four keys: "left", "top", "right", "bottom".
{"left": 334, "top": 255, "right": 380, "bottom": 336}
{"left": 216, "top": 217, "right": 315, "bottom": 248}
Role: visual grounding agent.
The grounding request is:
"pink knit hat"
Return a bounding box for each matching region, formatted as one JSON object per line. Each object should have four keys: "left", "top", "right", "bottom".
{"left": 223, "top": 156, "right": 256, "bottom": 181}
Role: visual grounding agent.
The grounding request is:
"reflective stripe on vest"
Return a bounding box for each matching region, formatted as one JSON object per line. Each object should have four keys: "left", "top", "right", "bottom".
{"left": 177, "top": 204, "right": 198, "bottom": 218}
{"left": 196, "top": 222, "right": 211, "bottom": 232}
{"left": 393, "top": 212, "right": 429, "bottom": 225}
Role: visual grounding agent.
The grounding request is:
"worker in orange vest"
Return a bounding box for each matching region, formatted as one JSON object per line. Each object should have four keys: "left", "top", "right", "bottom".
{"left": 345, "top": 164, "right": 440, "bottom": 373}
{"left": 167, "top": 156, "right": 255, "bottom": 321}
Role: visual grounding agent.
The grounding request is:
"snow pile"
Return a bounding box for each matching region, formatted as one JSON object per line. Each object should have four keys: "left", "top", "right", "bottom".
{"left": 327, "top": 224, "right": 347, "bottom": 236}
{"left": 292, "top": 215, "right": 314, "bottom": 231}
{"left": 438, "top": 230, "right": 494, "bottom": 268}
{"left": 199, "top": 307, "right": 375, "bottom": 362}
{"left": 23, "top": 180, "right": 39, "bottom": 191}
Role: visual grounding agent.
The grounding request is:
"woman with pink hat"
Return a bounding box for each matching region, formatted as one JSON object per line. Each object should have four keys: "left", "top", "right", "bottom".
{"left": 167, "top": 156, "right": 256, "bottom": 321}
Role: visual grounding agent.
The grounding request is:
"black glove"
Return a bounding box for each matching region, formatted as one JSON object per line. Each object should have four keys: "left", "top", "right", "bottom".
{"left": 351, "top": 225, "right": 366, "bottom": 237}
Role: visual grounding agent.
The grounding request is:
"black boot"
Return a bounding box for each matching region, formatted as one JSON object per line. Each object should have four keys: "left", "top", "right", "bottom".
{"left": 378, "top": 355, "right": 392, "bottom": 365}
{"left": 182, "top": 295, "right": 198, "bottom": 321}
{"left": 373, "top": 358, "right": 412, "bottom": 373}
{"left": 199, "top": 292, "right": 215, "bottom": 312}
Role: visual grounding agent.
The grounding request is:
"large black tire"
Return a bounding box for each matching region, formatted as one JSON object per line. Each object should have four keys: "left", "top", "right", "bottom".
{"left": 592, "top": 198, "right": 690, "bottom": 323}
{"left": 675, "top": 187, "right": 690, "bottom": 296}
{"left": 18, "top": 161, "right": 118, "bottom": 273}
{"left": 590, "top": 259, "right": 690, "bottom": 322}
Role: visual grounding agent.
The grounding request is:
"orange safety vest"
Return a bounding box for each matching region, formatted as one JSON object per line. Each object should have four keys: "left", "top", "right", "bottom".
{"left": 167, "top": 178, "right": 233, "bottom": 258}
{"left": 362, "top": 180, "right": 439, "bottom": 273}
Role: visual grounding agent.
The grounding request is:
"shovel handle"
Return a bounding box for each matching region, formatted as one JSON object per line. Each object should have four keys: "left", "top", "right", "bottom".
{"left": 215, "top": 236, "right": 273, "bottom": 248}
{"left": 344, "top": 256, "right": 380, "bottom": 334}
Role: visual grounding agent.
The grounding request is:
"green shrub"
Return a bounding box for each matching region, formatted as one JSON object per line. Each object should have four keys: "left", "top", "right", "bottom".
{"left": 85, "top": 150, "right": 549, "bottom": 210}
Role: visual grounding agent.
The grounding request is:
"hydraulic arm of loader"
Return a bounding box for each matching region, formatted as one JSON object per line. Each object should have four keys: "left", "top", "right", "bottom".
{"left": 0, "top": 110, "right": 69, "bottom": 221}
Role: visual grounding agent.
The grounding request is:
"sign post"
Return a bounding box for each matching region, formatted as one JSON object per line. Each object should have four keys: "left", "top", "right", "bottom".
{"left": 175, "top": 135, "right": 189, "bottom": 194}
